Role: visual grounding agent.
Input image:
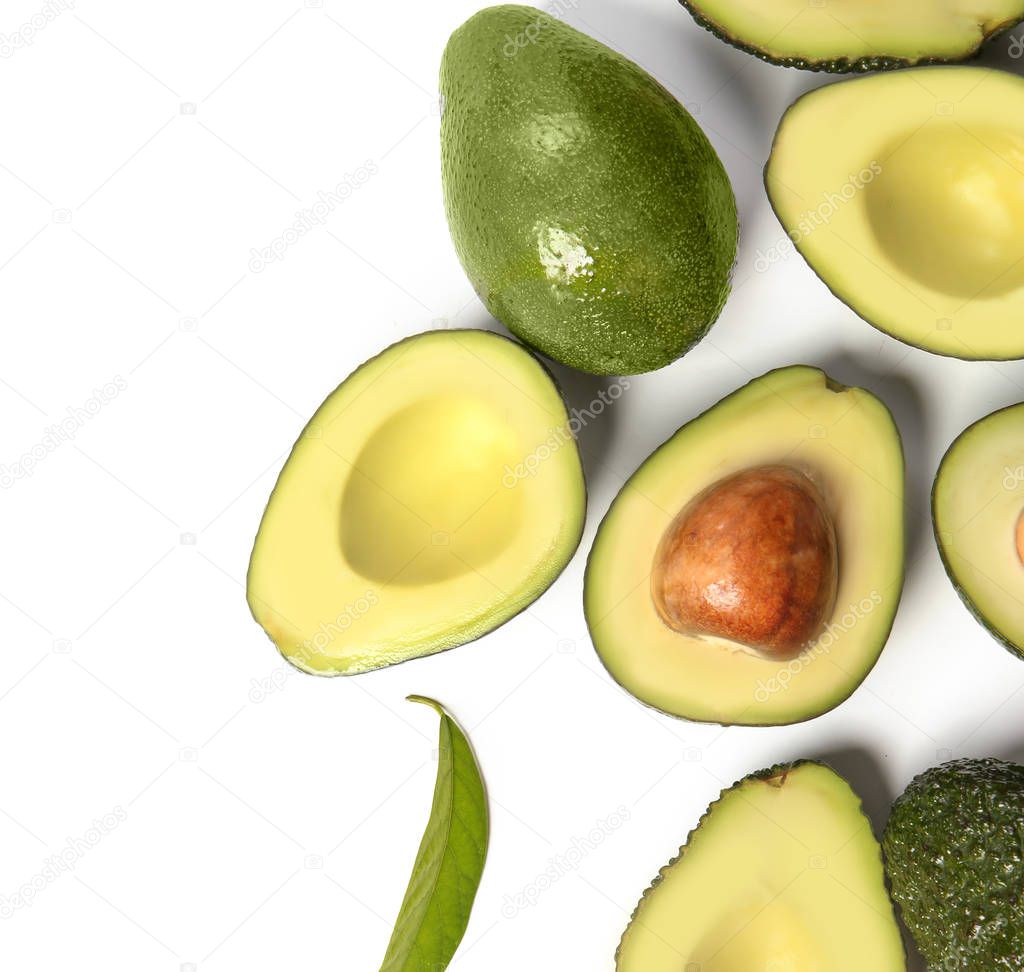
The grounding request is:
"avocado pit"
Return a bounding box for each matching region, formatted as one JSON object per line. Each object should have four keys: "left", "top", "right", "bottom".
{"left": 651, "top": 465, "right": 838, "bottom": 659}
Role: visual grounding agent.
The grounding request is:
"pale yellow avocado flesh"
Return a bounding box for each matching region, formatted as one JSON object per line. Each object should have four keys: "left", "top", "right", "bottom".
{"left": 688, "top": 0, "right": 1023, "bottom": 66}
{"left": 933, "top": 402, "right": 1024, "bottom": 656}
{"left": 584, "top": 366, "right": 904, "bottom": 725}
{"left": 247, "top": 330, "right": 586, "bottom": 675}
{"left": 617, "top": 762, "right": 906, "bottom": 971}
{"left": 767, "top": 68, "right": 1024, "bottom": 359}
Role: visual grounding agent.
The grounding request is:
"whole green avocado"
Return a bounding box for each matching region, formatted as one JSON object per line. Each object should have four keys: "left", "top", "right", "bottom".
{"left": 440, "top": 5, "right": 738, "bottom": 375}
{"left": 883, "top": 758, "right": 1024, "bottom": 971}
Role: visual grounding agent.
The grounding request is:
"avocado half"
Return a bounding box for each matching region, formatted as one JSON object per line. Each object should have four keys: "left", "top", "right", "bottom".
{"left": 247, "top": 329, "right": 586, "bottom": 675}
{"left": 883, "top": 758, "right": 1024, "bottom": 970}
{"left": 584, "top": 366, "right": 905, "bottom": 726}
{"left": 766, "top": 68, "right": 1024, "bottom": 359}
{"left": 679, "top": 0, "right": 1024, "bottom": 71}
{"left": 933, "top": 403, "right": 1024, "bottom": 661}
{"left": 441, "top": 5, "right": 737, "bottom": 375}
{"left": 618, "top": 761, "right": 906, "bottom": 970}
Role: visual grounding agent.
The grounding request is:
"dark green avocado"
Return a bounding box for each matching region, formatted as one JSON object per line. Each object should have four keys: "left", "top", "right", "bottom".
{"left": 883, "top": 758, "right": 1024, "bottom": 970}
{"left": 440, "top": 5, "right": 737, "bottom": 375}
{"left": 678, "top": 0, "right": 1024, "bottom": 72}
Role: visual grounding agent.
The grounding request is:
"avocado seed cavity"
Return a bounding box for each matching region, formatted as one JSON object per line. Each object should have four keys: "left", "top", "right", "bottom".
{"left": 651, "top": 465, "right": 838, "bottom": 659}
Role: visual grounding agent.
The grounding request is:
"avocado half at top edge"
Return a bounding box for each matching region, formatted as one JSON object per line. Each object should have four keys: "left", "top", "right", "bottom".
{"left": 679, "top": 0, "right": 1024, "bottom": 71}
{"left": 617, "top": 760, "right": 906, "bottom": 970}
{"left": 584, "top": 365, "right": 905, "bottom": 726}
{"left": 766, "top": 67, "right": 1024, "bottom": 359}
{"left": 440, "top": 5, "right": 738, "bottom": 376}
{"left": 247, "top": 328, "right": 586, "bottom": 675}
{"left": 933, "top": 402, "right": 1024, "bottom": 661}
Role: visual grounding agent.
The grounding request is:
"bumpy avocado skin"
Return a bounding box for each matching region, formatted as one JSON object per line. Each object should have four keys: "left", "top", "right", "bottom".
{"left": 883, "top": 758, "right": 1024, "bottom": 971}
{"left": 440, "top": 5, "right": 738, "bottom": 376}
{"left": 677, "top": 0, "right": 1024, "bottom": 72}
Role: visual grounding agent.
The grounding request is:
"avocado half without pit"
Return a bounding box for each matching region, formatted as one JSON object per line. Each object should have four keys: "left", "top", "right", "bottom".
{"left": 247, "top": 329, "right": 586, "bottom": 675}
{"left": 679, "top": 0, "right": 1024, "bottom": 71}
{"left": 617, "top": 761, "right": 906, "bottom": 970}
{"left": 933, "top": 403, "right": 1024, "bottom": 661}
{"left": 585, "top": 366, "right": 905, "bottom": 726}
{"left": 766, "top": 68, "right": 1024, "bottom": 359}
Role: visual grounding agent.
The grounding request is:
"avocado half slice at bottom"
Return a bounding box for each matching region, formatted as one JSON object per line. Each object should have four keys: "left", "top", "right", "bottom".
{"left": 617, "top": 760, "right": 906, "bottom": 970}
{"left": 766, "top": 67, "right": 1024, "bottom": 359}
{"left": 678, "top": 0, "right": 1024, "bottom": 71}
{"left": 247, "top": 329, "right": 586, "bottom": 675}
{"left": 933, "top": 402, "right": 1024, "bottom": 661}
{"left": 584, "top": 365, "right": 904, "bottom": 726}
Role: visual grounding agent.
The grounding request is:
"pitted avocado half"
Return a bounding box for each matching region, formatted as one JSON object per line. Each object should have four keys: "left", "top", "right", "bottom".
{"left": 584, "top": 366, "right": 904, "bottom": 726}
{"left": 248, "top": 329, "right": 585, "bottom": 675}
{"left": 618, "top": 761, "right": 906, "bottom": 970}
{"left": 933, "top": 402, "right": 1024, "bottom": 660}
{"left": 679, "top": 0, "right": 1024, "bottom": 71}
{"left": 766, "top": 68, "right": 1024, "bottom": 359}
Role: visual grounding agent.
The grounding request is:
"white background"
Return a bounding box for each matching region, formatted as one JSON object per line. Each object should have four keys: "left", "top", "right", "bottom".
{"left": 2, "top": 0, "right": 1023, "bottom": 968}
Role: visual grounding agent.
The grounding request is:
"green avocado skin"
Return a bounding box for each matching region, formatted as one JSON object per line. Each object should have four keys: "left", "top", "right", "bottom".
{"left": 883, "top": 758, "right": 1024, "bottom": 971}
{"left": 440, "top": 5, "right": 738, "bottom": 376}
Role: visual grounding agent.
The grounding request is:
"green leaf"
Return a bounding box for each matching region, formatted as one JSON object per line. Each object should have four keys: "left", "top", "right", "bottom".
{"left": 379, "top": 695, "right": 489, "bottom": 972}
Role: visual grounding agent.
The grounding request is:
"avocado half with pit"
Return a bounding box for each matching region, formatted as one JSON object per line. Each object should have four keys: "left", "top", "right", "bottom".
{"left": 584, "top": 366, "right": 904, "bottom": 726}
{"left": 247, "top": 329, "right": 586, "bottom": 675}
{"left": 679, "top": 0, "right": 1024, "bottom": 71}
{"left": 933, "top": 403, "right": 1024, "bottom": 661}
{"left": 766, "top": 68, "right": 1024, "bottom": 359}
{"left": 618, "top": 761, "right": 906, "bottom": 970}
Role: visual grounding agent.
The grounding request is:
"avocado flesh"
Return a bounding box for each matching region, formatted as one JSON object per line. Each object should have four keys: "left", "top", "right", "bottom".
{"left": 766, "top": 68, "right": 1024, "bottom": 359}
{"left": 883, "top": 758, "right": 1024, "bottom": 970}
{"left": 618, "top": 761, "right": 906, "bottom": 971}
{"left": 933, "top": 403, "right": 1024, "bottom": 660}
{"left": 440, "top": 5, "right": 738, "bottom": 376}
{"left": 680, "top": 0, "right": 1024, "bottom": 70}
{"left": 247, "top": 329, "right": 586, "bottom": 675}
{"left": 584, "top": 366, "right": 904, "bottom": 726}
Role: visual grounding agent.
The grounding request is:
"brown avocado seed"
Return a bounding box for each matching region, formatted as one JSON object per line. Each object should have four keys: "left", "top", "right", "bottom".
{"left": 651, "top": 465, "right": 838, "bottom": 659}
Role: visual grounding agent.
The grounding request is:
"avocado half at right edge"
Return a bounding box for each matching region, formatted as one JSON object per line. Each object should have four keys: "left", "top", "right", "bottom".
{"left": 618, "top": 761, "right": 906, "bottom": 970}
{"left": 933, "top": 403, "right": 1024, "bottom": 661}
{"left": 584, "top": 365, "right": 905, "bottom": 726}
{"left": 766, "top": 68, "right": 1024, "bottom": 359}
{"left": 678, "top": 0, "right": 1024, "bottom": 71}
